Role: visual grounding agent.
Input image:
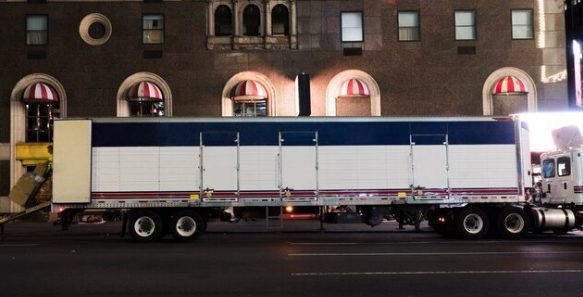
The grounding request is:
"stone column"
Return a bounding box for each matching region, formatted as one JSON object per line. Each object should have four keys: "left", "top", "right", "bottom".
{"left": 233, "top": 0, "right": 241, "bottom": 36}
{"left": 265, "top": 0, "right": 272, "bottom": 36}
{"left": 290, "top": 0, "right": 297, "bottom": 49}
{"left": 207, "top": 0, "right": 215, "bottom": 36}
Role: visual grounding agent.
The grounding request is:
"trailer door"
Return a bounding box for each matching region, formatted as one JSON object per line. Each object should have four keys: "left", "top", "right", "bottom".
{"left": 279, "top": 131, "right": 318, "bottom": 199}
{"left": 200, "top": 132, "right": 239, "bottom": 200}
{"left": 411, "top": 134, "right": 449, "bottom": 197}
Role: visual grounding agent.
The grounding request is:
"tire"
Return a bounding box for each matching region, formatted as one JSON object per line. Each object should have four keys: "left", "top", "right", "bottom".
{"left": 170, "top": 210, "right": 205, "bottom": 242}
{"left": 495, "top": 207, "right": 530, "bottom": 239}
{"left": 456, "top": 207, "right": 489, "bottom": 240}
{"left": 129, "top": 210, "right": 163, "bottom": 243}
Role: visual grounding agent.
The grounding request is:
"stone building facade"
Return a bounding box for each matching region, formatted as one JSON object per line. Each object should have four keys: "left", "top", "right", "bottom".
{"left": 0, "top": 0, "right": 568, "bottom": 212}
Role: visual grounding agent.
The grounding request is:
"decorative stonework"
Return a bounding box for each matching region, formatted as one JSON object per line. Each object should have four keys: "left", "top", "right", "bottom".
{"left": 79, "top": 13, "right": 112, "bottom": 46}
{"left": 207, "top": 0, "right": 297, "bottom": 50}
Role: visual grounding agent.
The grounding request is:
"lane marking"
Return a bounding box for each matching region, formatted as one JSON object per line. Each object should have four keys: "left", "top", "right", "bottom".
{"left": 289, "top": 251, "right": 583, "bottom": 256}
{"left": 288, "top": 239, "right": 583, "bottom": 245}
{"left": 0, "top": 244, "right": 41, "bottom": 247}
{"left": 292, "top": 270, "right": 583, "bottom": 276}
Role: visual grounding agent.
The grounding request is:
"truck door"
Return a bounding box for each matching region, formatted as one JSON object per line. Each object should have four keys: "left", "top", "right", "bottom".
{"left": 542, "top": 154, "right": 572, "bottom": 203}
{"left": 410, "top": 134, "right": 449, "bottom": 198}
{"left": 279, "top": 131, "right": 318, "bottom": 200}
{"left": 200, "top": 132, "right": 240, "bottom": 200}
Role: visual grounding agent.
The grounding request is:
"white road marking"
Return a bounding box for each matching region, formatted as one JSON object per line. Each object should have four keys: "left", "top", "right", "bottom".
{"left": 288, "top": 239, "right": 583, "bottom": 245}
{"left": 289, "top": 251, "right": 583, "bottom": 256}
{"left": 292, "top": 270, "right": 583, "bottom": 276}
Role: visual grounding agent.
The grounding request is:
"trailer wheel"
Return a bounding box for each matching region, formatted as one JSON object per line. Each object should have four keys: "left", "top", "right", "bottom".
{"left": 456, "top": 207, "right": 489, "bottom": 240}
{"left": 495, "top": 207, "right": 530, "bottom": 239}
{"left": 170, "top": 210, "right": 205, "bottom": 242}
{"left": 129, "top": 210, "right": 163, "bottom": 243}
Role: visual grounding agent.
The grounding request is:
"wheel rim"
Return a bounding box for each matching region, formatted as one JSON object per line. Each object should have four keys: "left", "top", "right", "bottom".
{"left": 134, "top": 217, "right": 156, "bottom": 237}
{"left": 463, "top": 214, "right": 484, "bottom": 234}
{"left": 175, "top": 216, "right": 197, "bottom": 237}
{"left": 504, "top": 213, "right": 525, "bottom": 234}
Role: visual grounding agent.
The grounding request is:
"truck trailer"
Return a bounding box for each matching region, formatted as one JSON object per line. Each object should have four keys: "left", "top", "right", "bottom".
{"left": 46, "top": 115, "right": 583, "bottom": 242}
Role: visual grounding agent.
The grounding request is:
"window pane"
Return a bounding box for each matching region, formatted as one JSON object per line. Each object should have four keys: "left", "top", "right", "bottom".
{"left": 399, "top": 28, "right": 419, "bottom": 41}
{"left": 542, "top": 159, "right": 555, "bottom": 178}
{"left": 455, "top": 11, "right": 474, "bottom": 26}
{"left": 398, "top": 12, "right": 418, "bottom": 27}
{"left": 27, "top": 16, "right": 47, "bottom": 30}
{"left": 558, "top": 157, "right": 571, "bottom": 176}
{"left": 341, "top": 12, "right": 363, "bottom": 42}
{"left": 456, "top": 27, "right": 475, "bottom": 40}
{"left": 512, "top": 10, "right": 531, "bottom": 25}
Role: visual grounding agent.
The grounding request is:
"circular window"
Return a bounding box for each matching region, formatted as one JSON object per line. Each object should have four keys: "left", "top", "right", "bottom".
{"left": 79, "top": 14, "right": 112, "bottom": 45}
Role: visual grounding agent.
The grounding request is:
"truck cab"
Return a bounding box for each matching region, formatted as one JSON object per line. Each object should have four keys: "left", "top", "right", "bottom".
{"left": 540, "top": 149, "right": 581, "bottom": 205}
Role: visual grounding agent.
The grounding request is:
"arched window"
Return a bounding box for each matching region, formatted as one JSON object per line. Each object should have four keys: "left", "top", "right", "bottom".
{"left": 215, "top": 5, "right": 232, "bottom": 36}
{"left": 243, "top": 5, "right": 260, "bottom": 36}
{"left": 127, "top": 81, "right": 165, "bottom": 117}
{"left": 231, "top": 80, "right": 267, "bottom": 117}
{"left": 21, "top": 82, "right": 60, "bottom": 142}
{"left": 272, "top": 5, "right": 289, "bottom": 36}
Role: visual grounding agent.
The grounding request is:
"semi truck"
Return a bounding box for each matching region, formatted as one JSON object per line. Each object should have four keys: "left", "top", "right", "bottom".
{"left": 42, "top": 115, "right": 583, "bottom": 242}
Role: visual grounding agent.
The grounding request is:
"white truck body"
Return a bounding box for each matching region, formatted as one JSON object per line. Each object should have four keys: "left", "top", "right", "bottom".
{"left": 52, "top": 116, "right": 529, "bottom": 208}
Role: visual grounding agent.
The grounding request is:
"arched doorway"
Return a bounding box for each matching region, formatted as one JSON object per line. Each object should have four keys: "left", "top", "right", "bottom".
{"left": 482, "top": 68, "right": 537, "bottom": 116}
{"left": 117, "top": 72, "right": 172, "bottom": 117}
{"left": 326, "top": 70, "right": 381, "bottom": 116}
{"left": 222, "top": 72, "right": 277, "bottom": 116}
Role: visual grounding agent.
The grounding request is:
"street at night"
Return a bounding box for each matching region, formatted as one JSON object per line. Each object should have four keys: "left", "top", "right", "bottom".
{"left": 1, "top": 220, "right": 582, "bottom": 297}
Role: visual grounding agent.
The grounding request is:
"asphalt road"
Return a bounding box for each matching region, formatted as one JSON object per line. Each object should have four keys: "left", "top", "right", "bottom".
{"left": 1, "top": 221, "right": 583, "bottom": 297}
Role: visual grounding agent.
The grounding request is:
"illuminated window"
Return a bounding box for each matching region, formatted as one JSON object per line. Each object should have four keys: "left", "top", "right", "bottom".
{"left": 341, "top": 12, "right": 363, "bottom": 42}
{"left": 215, "top": 5, "right": 232, "bottom": 36}
{"left": 143, "top": 14, "right": 164, "bottom": 44}
{"left": 233, "top": 100, "right": 266, "bottom": 117}
{"left": 512, "top": 10, "right": 533, "bottom": 40}
{"left": 22, "top": 83, "right": 59, "bottom": 142}
{"left": 26, "top": 15, "right": 48, "bottom": 45}
{"left": 455, "top": 10, "right": 476, "bottom": 40}
{"left": 398, "top": 11, "right": 419, "bottom": 41}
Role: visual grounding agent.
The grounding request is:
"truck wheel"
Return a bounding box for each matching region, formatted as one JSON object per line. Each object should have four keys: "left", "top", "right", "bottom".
{"left": 129, "top": 210, "right": 163, "bottom": 243}
{"left": 170, "top": 210, "right": 205, "bottom": 242}
{"left": 496, "top": 207, "right": 530, "bottom": 239}
{"left": 456, "top": 207, "right": 489, "bottom": 239}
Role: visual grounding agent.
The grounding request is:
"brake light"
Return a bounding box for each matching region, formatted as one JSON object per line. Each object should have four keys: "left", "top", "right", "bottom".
{"left": 438, "top": 217, "right": 446, "bottom": 223}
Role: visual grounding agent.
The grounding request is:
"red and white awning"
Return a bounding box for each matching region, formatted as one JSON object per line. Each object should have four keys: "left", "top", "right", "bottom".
{"left": 492, "top": 76, "right": 528, "bottom": 95}
{"left": 127, "top": 81, "right": 163, "bottom": 102}
{"left": 338, "top": 78, "right": 370, "bottom": 97}
{"left": 21, "top": 82, "right": 58, "bottom": 102}
{"left": 230, "top": 80, "right": 267, "bottom": 100}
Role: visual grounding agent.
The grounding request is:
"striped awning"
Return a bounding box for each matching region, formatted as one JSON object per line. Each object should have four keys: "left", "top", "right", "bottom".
{"left": 21, "top": 82, "right": 58, "bottom": 103}
{"left": 338, "top": 78, "right": 370, "bottom": 97}
{"left": 230, "top": 80, "right": 267, "bottom": 100}
{"left": 492, "top": 76, "right": 528, "bottom": 95}
{"left": 127, "top": 81, "right": 163, "bottom": 102}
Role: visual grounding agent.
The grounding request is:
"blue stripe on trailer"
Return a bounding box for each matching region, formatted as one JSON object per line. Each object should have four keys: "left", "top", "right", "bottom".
{"left": 91, "top": 119, "right": 515, "bottom": 147}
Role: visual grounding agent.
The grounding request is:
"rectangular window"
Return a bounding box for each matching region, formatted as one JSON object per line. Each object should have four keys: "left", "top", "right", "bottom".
{"left": 143, "top": 14, "right": 164, "bottom": 44}
{"left": 398, "top": 11, "right": 419, "bottom": 41}
{"left": 26, "top": 15, "right": 48, "bottom": 45}
{"left": 341, "top": 12, "right": 363, "bottom": 42}
{"left": 512, "top": 10, "right": 533, "bottom": 40}
{"left": 455, "top": 11, "right": 476, "bottom": 40}
{"left": 542, "top": 159, "right": 555, "bottom": 178}
{"left": 557, "top": 157, "right": 571, "bottom": 177}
